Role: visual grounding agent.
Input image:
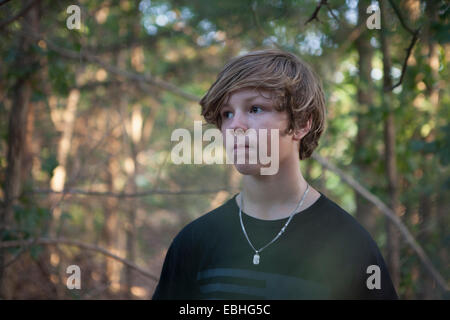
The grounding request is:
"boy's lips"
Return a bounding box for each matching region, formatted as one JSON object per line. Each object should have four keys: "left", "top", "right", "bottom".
{"left": 234, "top": 144, "right": 249, "bottom": 149}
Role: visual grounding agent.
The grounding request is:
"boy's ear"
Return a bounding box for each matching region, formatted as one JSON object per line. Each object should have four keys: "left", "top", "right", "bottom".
{"left": 292, "top": 129, "right": 306, "bottom": 141}
{"left": 293, "top": 117, "right": 312, "bottom": 141}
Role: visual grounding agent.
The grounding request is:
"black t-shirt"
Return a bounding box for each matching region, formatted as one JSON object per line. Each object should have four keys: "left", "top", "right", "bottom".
{"left": 152, "top": 191, "right": 398, "bottom": 300}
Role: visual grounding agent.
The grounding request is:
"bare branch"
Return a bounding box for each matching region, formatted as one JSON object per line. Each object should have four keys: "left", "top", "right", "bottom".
{"left": 26, "top": 187, "right": 232, "bottom": 198}
{"left": 325, "top": 1, "right": 340, "bottom": 24}
{"left": 3, "top": 237, "right": 40, "bottom": 269}
{"left": 391, "top": 28, "right": 421, "bottom": 90}
{"left": 0, "top": 0, "right": 40, "bottom": 30}
{"left": 76, "top": 80, "right": 125, "bottom": 91}
{"left": 17, "top": 31, "right": 200, "bottom": 102}
{"left": 387, "top": 0, "right": 416, "bottom": 35}
{"left": 0, "top": 237, "right": 159, "bottom": 282}
{"left": 304, "top": 0, "right": 327, "bottom": 25}
{"left": 386, "top": 0, "right": 422, "bottom": 91}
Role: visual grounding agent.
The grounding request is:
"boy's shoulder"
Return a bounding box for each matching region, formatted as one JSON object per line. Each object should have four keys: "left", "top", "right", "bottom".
{"left": 316, "top": 193, "right": 382, "bottom": 255}
{"left": 171, "top": 195, "right": 236, "bottom": 243}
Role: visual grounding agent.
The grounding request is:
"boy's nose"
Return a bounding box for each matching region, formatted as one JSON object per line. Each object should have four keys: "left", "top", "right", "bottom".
{"left": 229, "top": 111, "right": 248, "bottom": 133}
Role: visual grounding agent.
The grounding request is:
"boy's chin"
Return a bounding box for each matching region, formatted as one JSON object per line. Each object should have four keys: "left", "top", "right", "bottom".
{"left": 233, "top": 163, "right": 264, "bottom": 176}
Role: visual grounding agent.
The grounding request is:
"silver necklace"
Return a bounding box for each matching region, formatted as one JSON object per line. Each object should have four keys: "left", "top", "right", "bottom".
{"left": 239, "top": 184, "right": 310, "bottom": 265}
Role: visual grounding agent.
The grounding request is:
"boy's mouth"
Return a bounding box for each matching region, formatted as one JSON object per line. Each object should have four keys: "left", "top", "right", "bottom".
{"left": 234, "top": 144, "right": 249, "bottom": 150}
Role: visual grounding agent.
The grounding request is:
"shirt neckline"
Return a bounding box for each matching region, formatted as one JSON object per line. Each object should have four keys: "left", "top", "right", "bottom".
{"left": 230, "top": 191, "right": 327, "bottom": 226}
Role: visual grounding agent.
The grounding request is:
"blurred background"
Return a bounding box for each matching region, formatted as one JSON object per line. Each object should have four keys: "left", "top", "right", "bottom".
{"left": 0, "top": 0, "right": 448, "bottom": 299}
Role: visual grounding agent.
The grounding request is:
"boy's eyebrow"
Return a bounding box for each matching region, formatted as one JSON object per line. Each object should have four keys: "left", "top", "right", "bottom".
{"left": 222, "top": 95, "right": 272, "bottom": 107}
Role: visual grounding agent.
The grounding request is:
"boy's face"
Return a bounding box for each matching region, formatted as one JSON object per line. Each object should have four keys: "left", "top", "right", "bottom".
{"left": 219, "top": 88, "right": 309, "bottom": 175}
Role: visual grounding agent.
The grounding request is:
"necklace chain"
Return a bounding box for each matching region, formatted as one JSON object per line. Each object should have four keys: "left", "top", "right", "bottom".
{"left": 239, "top": 184, "right": 310, "bottom": 265}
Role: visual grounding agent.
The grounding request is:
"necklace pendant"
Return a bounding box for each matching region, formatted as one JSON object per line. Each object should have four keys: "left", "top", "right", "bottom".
{"left": 253, "top": 253, "right": 260, "bottom": 265}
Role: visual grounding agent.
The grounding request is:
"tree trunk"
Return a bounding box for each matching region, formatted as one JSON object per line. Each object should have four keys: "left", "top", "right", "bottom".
{"left": 354, "top": 0, "right": 378, "bottom": 235}
{"left": 419, "top": 0, "right": 441, "bottom": 299}
{"left": 0, "top": 1, "right": 39, "bottom": 298}
{"left": 121, "top": 102, "right": 143, "bottom": 299}
{"left": 49, "top": 88, "right": 80, "bottom": 235}
{"left": 379, "top": 0, "right": 401, "bottom": 291}
{"left": 102, "top": 155, "right": 120, "bottom": 296}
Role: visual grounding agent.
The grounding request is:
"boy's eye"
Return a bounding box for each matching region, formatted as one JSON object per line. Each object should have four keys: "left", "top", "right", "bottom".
{"left": 250, "top": 105, "right": 263, "bottom": 113}
{"left": 222, "top": 111, "right": 233, "bottom": 119}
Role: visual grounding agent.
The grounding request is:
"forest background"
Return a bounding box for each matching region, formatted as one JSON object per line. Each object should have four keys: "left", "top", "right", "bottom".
{"left": 0, "top": 0, "right": 448, "bottom": 299}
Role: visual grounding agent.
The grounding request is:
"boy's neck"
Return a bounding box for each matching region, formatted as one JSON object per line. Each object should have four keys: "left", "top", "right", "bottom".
{"left": 238, "top": 157, "right": 320, "bottom": 221}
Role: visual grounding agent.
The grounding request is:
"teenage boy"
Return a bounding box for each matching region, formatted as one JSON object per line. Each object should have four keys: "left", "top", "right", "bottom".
{"left": 152, "top": 49, "right": 398, "bottom": 300}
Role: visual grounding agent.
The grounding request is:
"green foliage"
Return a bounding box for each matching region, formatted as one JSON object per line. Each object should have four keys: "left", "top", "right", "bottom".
{"left": 13, "top": 204, "right": 51, "bottom": 238}
{"left": 48, "top": 57, "right": 76, "bottom": 96}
